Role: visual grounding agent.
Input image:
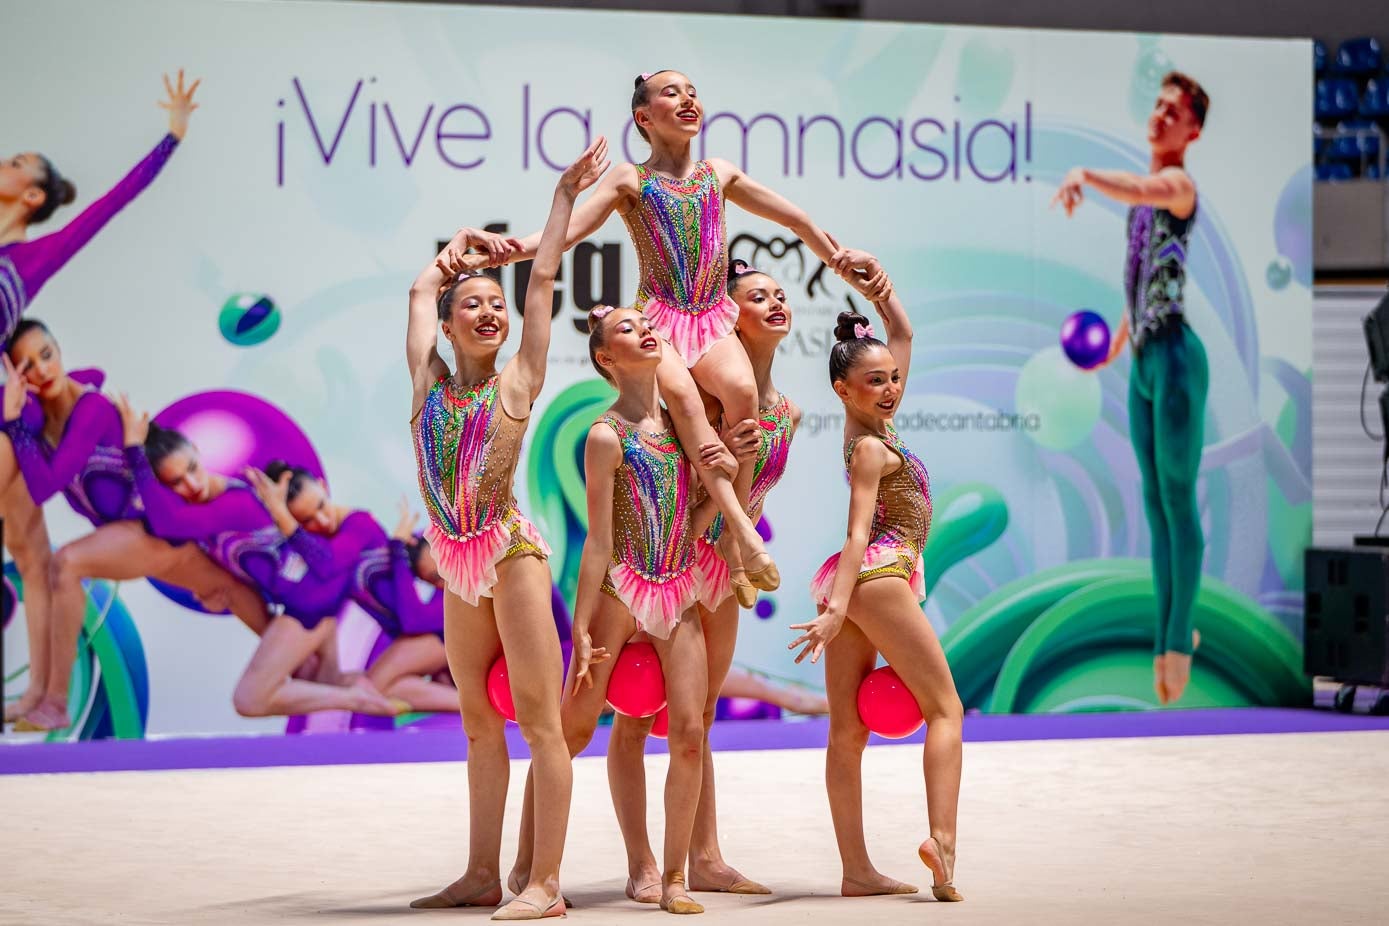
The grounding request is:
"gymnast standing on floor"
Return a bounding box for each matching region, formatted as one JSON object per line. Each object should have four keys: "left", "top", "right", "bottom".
{"left": 407, "top": 142, "right": 609, "bottom": 920}
{"left": 543, "top": 303, "right": 733, "bottom": 916}
{"left": 791, "top": 248, "right": 964, "bottom": 903}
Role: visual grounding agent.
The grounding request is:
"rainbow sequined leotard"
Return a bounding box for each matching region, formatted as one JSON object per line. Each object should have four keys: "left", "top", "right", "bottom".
{"left": 597, "top": 413, "right": 697, "bottom": 638}
{"left": 810, "top": 425, "right": 932, "bottom": 606}
{"left": 621, "top": 160, "right": 738, "bottom": 367}
{"left": 693, "top": 393, "right": 796, "bottom": 609}
{"left": 412, "top": 373, "right": 550, "bottom": 605}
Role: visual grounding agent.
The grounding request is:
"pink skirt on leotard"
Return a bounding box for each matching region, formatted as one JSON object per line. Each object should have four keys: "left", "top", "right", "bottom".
{"left": 645, "top": 293, "right": 740, "bottom": 368}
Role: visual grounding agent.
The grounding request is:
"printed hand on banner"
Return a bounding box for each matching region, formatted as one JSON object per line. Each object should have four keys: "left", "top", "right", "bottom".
{"left": 1, "top": 355, "right": 37, "bottom": 423}
{"left": 111, "top": 392, "right": 151, "bottom": 448}
{"left": 1051, "top": 168, "right": 1087, "bottom": 217}
{"left": 195, "top": 587, "right": 232, "bottom": 613}
{"left": 558, "top": 136, "right": 611, "bottom": 198}
{"left": 161, "top": 69, "right": 201, "bottom": 141}
{"left": 392, "top": 496, "right": 420, "bottom": 542}
{"left": 244, "top": 465, "right": 295, "bottom": 526}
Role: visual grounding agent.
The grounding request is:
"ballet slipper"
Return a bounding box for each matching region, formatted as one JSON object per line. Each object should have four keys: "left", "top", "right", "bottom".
{"left": 511, "top": 872, "right": 572, "bottom": 909}
{"left": 659, "top": 873, "right": 704, "bottom": 915}
{"left": 918, "top": 837, "right": 963, "bottom": 902}
{"left": 491, "top": 894, "right": 566, "bottom": 920}
{"left": 4, "top": 693, "right": 41, "bottom": 723}
{"left": 409, "top": 879, "right": 503, "bottom": 909}
{"left": 742, "top": 550, "right": 780, "bottom": 592}
{"left": 14, "top": 702, "right": 69, "bottom": 732}
{"left": 691, "top": 871, "right": 771, "bottom": 894}
{"left": 625, "top": 877, "right": 662, "bottom": 904}
{"left": 841, "top": 875, "right": 918, "bottom": 896}
{"left": 730, "top": 571, "right": 758, "bottom": 609}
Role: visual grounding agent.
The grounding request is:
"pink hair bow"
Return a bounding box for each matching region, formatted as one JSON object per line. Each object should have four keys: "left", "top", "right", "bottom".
{"left": 640, "top": 72, "right": 653, "bottom": 81}
{"left": 591, "top": 305, "right": 615, "bottom": 319}
{"left": 854, "top": 322, "right": 876, "bottom": 339}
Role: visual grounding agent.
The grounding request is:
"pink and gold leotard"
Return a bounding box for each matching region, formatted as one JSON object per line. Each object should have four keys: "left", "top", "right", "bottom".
{"left": 810, "top": 424, "right": 932, "bottom": 606}
{"left": 693, "top": 392, "right": 796, "bottom": 609}
{"left": 621, "top": 160, "right": 738, "bottom": 367}
{"left": 413, "top": 373, "right": 549, "bottom": 605}
{"left": 597, "top": 413, "right": 698, "bottom": 638}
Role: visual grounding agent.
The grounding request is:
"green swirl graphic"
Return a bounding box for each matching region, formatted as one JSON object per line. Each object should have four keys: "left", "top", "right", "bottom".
{"left": 5, "top": 565, "right": 148, "bottom": 741}
{"left": 941, "top": 558, "right": 1307, "bottom": 712}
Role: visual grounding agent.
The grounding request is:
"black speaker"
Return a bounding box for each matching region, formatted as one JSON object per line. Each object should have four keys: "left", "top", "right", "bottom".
{"left": 1305, "top": 547, "right": 1389, "bottom": 685}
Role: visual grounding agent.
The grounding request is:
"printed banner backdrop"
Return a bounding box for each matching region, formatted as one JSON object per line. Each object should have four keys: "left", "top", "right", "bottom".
{"left": 2, "top": 0, "right": 1312, "bottom": 740}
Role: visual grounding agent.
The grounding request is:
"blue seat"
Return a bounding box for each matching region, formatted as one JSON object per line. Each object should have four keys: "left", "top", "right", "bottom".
{"left": 1317, "top": 78, "right": 1361, "bottom": 120}
{"left": 1327, "top": 134, "right": 1360, "bottom": 160}
{"left": 1317, "top": 161, "right": 1355, "bottom": 181}
{"left": 1362, "top": 78, "right": 1389, "bottom": 118}
{"left": 1339, "top": 120, "right": 1384, "bottom": 158}
{"left": 1315, "top": 39, "right": 1328, "bottom": 74}
{"left": 1367, "top": 162, "right": 1383, "bottom": 180}
{"left": 1336, "top": 37, "right": 1384, "bottom": 75}
{"left": 1323, "top": 121, "right": 1383, "bottom": 169}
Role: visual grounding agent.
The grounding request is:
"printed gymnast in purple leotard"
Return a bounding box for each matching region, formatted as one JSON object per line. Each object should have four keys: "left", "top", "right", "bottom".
{"left": 0, "top": 71, "right": 198, "bottom": 344}
{"left": 113, "top": 406, "right": 405, "bottom": 722}
{"left": 0, "top": 72, "right": 200, "bottom": 730}
{"left": 253, "top": 466, "right": 455, "bottom": 714}
{"left": 0, "top": 321, "right": 267, "bottom": 732}
{"left": 353, "top": 506, "right": 453, "bottom": 712}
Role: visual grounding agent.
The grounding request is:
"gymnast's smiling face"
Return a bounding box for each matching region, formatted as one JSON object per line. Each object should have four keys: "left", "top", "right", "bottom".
{"left": 440, "top": 275, "right": 511, "bottom": 361}
{"left": 633, "top": 71, "right": 702, "bottom": 146}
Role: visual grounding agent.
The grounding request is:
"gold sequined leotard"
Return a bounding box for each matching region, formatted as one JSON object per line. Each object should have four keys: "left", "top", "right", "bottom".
{"left": 809, "top": 424, "right": 932, "bottom": 605}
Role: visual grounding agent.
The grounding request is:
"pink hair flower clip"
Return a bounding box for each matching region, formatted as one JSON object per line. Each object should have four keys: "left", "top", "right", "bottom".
{"left": 854, "top": 322, "right": 876, "bottom": 340}
{"left": 590, "top": 305, "right": 616, "bottom": 319}
{"left": 640, "top": 72, "right": 653, "bottom": 81}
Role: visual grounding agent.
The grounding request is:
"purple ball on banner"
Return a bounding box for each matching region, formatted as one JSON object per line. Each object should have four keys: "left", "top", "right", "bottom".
{"left": 1059, "top": 311, "right": 1111, "bottom": 370}
{"left": 755, "top": 515, "right": 772, "bottom": 543}
{"left": 153, "top": 390, "right": 326, "bottom": 482}
{"left": 146, "top": 390, "right": 325, "bottom": 615}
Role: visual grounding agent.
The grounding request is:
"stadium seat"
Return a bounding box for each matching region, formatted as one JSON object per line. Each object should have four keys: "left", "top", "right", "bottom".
{"left": 1317, "top": 78, "right": 1361, "bottom": 120}
{"left": 1316, "top": 161, "right": 1355, "bottom": 181}
{"left": 1361, "top": 78, "right": 1389, "bottom": 119}
{"left": 1335, "top": 37, "right": 1383, "bottom": 75}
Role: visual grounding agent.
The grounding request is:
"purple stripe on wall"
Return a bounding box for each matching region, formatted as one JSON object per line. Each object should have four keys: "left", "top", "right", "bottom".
{"left": 3, "top": 708, "right": 1388, "bottom": 776}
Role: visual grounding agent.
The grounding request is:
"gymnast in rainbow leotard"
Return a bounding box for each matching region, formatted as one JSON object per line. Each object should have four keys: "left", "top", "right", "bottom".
{"left": 603, "top": 258, "right": 807, "bottom": 903}
{"left": 523, "top": 304, "right": 733, "bottom": 917}
{"left": 451, "top": 70, "right": 878, "bottom": 609}
{"left": 406, "top": 142, "right": 609, "bottom": 920}
{"left": 787, "top": 248, "right": 964, "bottom": 906}
{"left": 0, "top": 321, "right": 265, "bottom": 732}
